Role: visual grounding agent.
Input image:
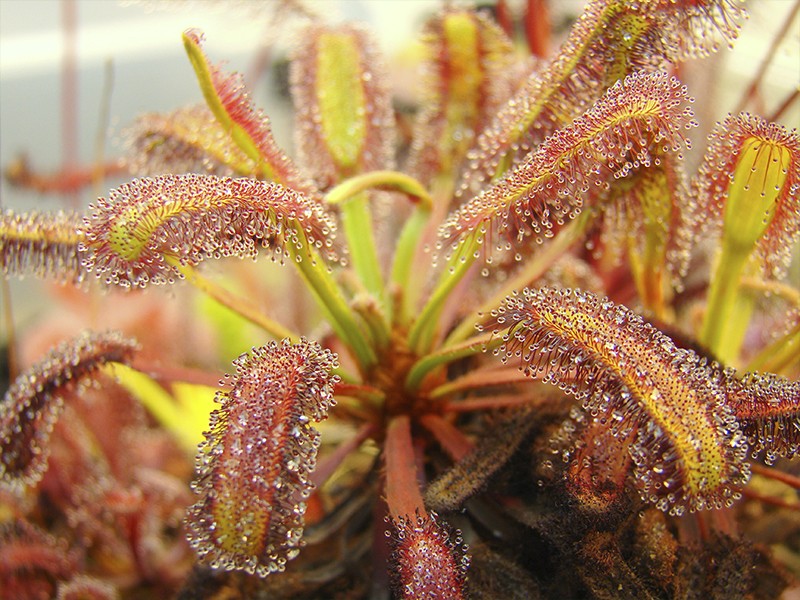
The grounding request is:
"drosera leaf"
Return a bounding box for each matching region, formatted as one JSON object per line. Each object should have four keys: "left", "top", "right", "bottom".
{"left": 383, "top": 416, "right": 469, "bottom": 600}
{"left": 387, "top": 511, "right": 470, "bottom": 600}
{"left": 695, "top": 113, "right": 800, "bottom": 362}
{"left": 182, "top": 29, "right": 320, "bottom": 200}
{"left": 693, "top": 113, "right": 800, "bottom": 280}
{"left": 0, "top": 331, "right": 138, "bottom": 494}
{"left": 185, "top": 338, "right": 339, "bottom": 578}
{"left": 127, "top": 105, "right": 257, "bottom": 177}
{"left": 484, "top": 287, "right": 750, "bottom": 516}
{"left": 412, "top": 70, "right": 694, "bottom": 355}
{"left": 723, "top": 371, "right": 800, "bottom": 465}
{"left": 79, "top": 173, "right": 338, "bottom": 288}
{"left": 290, "top": 22, "right": 395, "bottom": 189}
{"left": 424, "top": 405, "right": 539, "bottom": 512}
{"left": 600, "top": 147, "right": 691, "bottom": 318}
{"left": 455, "top": 0, "right": 744, "bottom": 199}
{"left": 438, "top": 70, "right": 695, "bottom": 263}
{"left": 406, "top": 6, "right": 516, "bottom": 188}
{"left": 290, "top": 22, "right": 396, "bottom": 307}
{"left": 1, "top": 209, "right": 87, "bottom": 285}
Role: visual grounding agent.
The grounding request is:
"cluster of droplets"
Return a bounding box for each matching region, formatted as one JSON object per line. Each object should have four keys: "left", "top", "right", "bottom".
{"left": 126, "top": 105, "right": 256, "bottom": 178}
{"left": 597, "top": 148, "right": 693, "bottom": 288}
{"left": 289, "top": 22, "right": 395, "bottom": 190}
{"left": 79, "top": 174, "right": 338, "bottom": 288}
{"left": 387, "top": 511, "right": 469, "bottom": 600}
{"left": 0, "top": 331, "right": 137, "bottom": 493}
{"left": 185, "top": 338, "right": 338, "bottom": 578}
{"left": 653, "top": 0, "right": 747, "bottom": 57}
{"left": 437, "top": 70, "right": 694, "bottom": 264}
{"left": 483, "top": 287, "right": 750, "bottom": 515}
{"left": 0, "top": 209, "right": 88, "bottom": 285}
{"left": 557, "top": 407, "right": 637, "bottom": 511}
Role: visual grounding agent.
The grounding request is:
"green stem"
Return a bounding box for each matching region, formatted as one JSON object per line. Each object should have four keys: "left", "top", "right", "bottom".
{"left": 700, "top": 248, "right": 756, "bottom": 365}
{"left": 443, "top": 216, "right": 588, "bottom": 348}
{"left": 395, "top": 173, "right": 454, "bottom": 327}
{"left": 407, "top": 232, "right": 481, "bottom": 355}
{"left": 325, "top": 170, "right": 432, "bottom": 210}
{"left": 339, "top": 192, "right": 385, "bottom": 301}
{"left": 391, "top": 205, "right": 432, "bottom": 324}
{"left": 168, "top": 258, "right": 299, "bottom": 341}
{"left": 405, "top": 331, "right": 497, "bottom": 393}
{"left": 289, "top": 228, "right": 377, "bottom": 370}
{"left": 325, "top": 170, "right": 433, "bottom": 328}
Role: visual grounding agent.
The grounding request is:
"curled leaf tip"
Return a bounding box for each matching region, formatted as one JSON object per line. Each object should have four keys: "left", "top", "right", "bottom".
{"left": 0, "top": 331, "right": 138, "bottom": 493}
{"left": 186, "top": 338, "right": 339, "bottom": 577}
{"left": 80, "top": 174, "right": 338, "bottom": 288}
{"left": 182, "top": 29, "right": 320, "bottom": 199}
{"left": 693, "top": 112, "right": 800, "bottom": 278}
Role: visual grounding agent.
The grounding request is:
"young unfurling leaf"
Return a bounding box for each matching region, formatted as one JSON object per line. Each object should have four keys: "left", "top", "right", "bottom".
{"left": 695, "top": 113, "right": 800, "bottom": 362}
{"left": 80, "top": 174, "right": 338, "bottom": 288}
{"left": 1, "top": 210, "right": 87, "bottom": 284}
{"left": 438, "top": 71, "right": 694, "bottom": 260}
{"left": 182, "top": 29, "right": 319, "bottom": 200}
{"left": 485, "top": 287, "right": 749, "bottom": 515}
{"left": 185, "top": 338, "right": 339, "bottom": 577}
{"left": 0, "top": 331, "right": 137, "bottom": 493}
{"left": 694, "top": 113, "right": 800, "bottom": 279}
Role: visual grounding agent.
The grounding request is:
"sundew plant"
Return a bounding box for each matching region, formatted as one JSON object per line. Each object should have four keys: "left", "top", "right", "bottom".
{"left": 1, "top": 1, "right": 799, "bottom": 598}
